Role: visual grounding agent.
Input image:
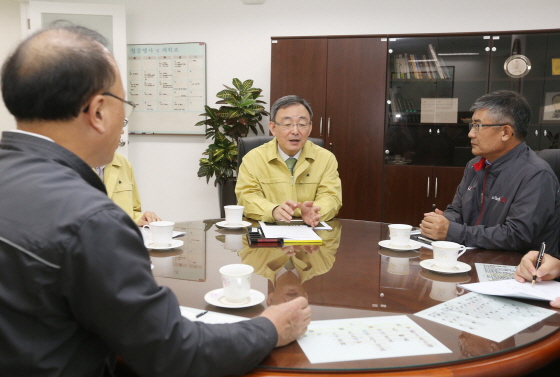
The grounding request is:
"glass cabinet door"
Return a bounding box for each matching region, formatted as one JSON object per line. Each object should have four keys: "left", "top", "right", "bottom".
{"left": 539, "top": 33, "right": 560, "bottom": 150}
{"left": 385, "top": 36, "right": 488, "bottom": 167}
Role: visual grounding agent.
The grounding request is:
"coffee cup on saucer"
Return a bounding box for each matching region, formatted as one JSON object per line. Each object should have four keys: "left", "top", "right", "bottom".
{"left": 143, "top": 221, "right": 175, "bottom": 247}
{"left": 388, "top": 224, "right": 412, "bottom": 247}
{"left": 432, "top": 241, "right": 467, "bottom": 269}
{"left": 219, "top": 264, "right": 253, "bottom": 303}
{"left": 224, "top": 205, "right": 244, "bottom": 226}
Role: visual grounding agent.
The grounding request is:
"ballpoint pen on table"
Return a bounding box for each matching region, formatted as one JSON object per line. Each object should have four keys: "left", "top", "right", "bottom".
{"left": 532, "top": 242, "right": 546, "bottom": 287}
{"left": 196, "top": 310, "right": 208, "bottom": 318}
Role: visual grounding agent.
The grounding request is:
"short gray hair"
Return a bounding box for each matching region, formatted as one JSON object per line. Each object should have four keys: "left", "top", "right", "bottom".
{"left": 470, "top": 90, "right": 530, "bottom": 140}
{"left": 270, "top": 95, "right": 313, "bottom": 123}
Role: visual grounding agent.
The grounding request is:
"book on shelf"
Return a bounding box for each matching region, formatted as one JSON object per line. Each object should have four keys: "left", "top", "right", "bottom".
{"left": 421, "top": 54, "right": 433, "bottom": 79}
{"left": 428, "top": 44, "right": 449, "bottom": 79}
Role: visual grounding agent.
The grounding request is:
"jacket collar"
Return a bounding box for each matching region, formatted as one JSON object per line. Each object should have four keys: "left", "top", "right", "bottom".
{"left": 265, "top": 138, "right": 318, "bottom": 164}
{"left": 0, "top": 131, "right": 107, "bottom": 194}
{"left": 472, "top": 141, "right": 527, "bottom": 173}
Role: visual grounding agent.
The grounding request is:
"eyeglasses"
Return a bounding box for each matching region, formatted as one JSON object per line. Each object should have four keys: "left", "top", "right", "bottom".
{"left": 274, "top": 121, "right": 311, "bottom": 130}
{"left": 102, "top": 92, "right": 137, "bottom": 122}
{"left": 468, "top": 122, "right": 508, "bottom": 133}
{"left": 82, "top": 92, "right": 136, "bottom": 127}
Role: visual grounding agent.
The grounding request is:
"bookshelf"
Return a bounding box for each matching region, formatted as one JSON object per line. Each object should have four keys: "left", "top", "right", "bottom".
{"left": 270, "top": 30, "right": 560, "bottom": 224}
{"left": 383, "top": 31, "right": 560, "bottom": 224}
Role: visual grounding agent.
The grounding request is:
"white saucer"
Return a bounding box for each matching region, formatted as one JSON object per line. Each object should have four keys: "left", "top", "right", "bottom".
{"left": 216, "top": 220, "right": 252, "bottom": 229}
{"left": 420, "top": 259, "right": 472, "bottom": 274}
{"left": 378, "top": 239, "right": 423, "bottom": 251}
{"left": 204, "top": 288, "right": 265, "bottom": 308}
{"left": 145, "top": 239, "right": 184, "bottom": 250}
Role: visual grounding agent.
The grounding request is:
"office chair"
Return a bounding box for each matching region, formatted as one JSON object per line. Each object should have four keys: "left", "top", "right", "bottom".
{"left": 536, "top": 149, "right": 560, "bottom": 182}
{"left": 237, "top": 136, "right": 324, "bottom": 168}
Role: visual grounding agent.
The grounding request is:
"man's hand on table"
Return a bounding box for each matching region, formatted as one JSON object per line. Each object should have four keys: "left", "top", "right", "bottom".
{"left": 272, "top": 200, "right": 300, "bottom": 222}
{"left": 260, "top": 296, "right": 311, "bottom": 347}
{"left": 272, "top": 200, "right": 321, "bottom": 228}
{"left": 137, "top": 211, "right": 161, "bottom": 226}
{"left": 420, "top": 208, "right": 449, "bottom": 240}
{"left": 515, "top": 250, "right": 560, "bottom": 308}
{"left": 300, "top": 201, "right": 321, "bottom": 228}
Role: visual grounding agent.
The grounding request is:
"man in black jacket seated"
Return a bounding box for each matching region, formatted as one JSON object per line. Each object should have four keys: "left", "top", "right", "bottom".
{"left": 420, "top": 91, "right": 560, "bottom": 254}
{"left": 0, "top": 25, "right": 310, "bottom": 377}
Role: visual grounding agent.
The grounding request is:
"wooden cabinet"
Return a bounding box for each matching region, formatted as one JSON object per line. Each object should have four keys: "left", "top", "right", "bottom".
{"left": 271, "top": 37, "right": 387, "bottom": 221}
{"left": 382, "top": 165, "right": 464, "bottom": 225}
{"left": 271, "top": 30, "right": 560, "bottom": 225}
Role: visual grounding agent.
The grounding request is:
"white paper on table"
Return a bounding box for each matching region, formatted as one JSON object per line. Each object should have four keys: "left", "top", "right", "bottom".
{"left": 179, "top": 306, "right": 247, "bottom": 324}
{"left": 415, "top": 292, "right": 556, "bottom": 343}
{"left": 297, "top": 315, "right": 451, "bottom": 364}
{"left": 268, "top": 219, "right": 332, "bottom": 230}
{"left": 475, "top": 263, "right": 517, "bottom": 282}
{"left": 259, "top": 221, "right": 322, "bottom": 242}
{"left": 459, "top": 279, "right": 560, "bottom": 301}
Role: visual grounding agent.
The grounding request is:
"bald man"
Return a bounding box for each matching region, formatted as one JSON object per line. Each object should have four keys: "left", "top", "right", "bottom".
{"left": 0, "top": 25, "right": 310, "bottom": 377}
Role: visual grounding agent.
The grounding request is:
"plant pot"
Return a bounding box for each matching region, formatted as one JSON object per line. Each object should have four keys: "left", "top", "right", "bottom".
{"left": 218, "top": 178, "right": 238, "bottom": 218}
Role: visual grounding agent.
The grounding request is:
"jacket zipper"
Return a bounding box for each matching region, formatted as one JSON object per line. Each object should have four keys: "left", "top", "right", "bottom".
{"left": 475, "top": 166, "right": 489, "bottom": 226}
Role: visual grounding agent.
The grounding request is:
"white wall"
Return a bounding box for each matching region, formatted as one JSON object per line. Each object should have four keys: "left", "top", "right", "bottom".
{"left": 3, "top": 0, "right": 560, "bottom": 222}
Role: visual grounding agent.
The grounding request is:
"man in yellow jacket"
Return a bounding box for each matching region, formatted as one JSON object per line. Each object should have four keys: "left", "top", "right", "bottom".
{"left": 236, "top": 95, "right": 342, "bottom": 227}
{"left": 98, "top": 152, "right": 160, "bottom": 225}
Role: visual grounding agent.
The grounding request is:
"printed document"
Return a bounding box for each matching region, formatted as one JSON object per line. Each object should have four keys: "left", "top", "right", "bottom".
{"left": 297, "top": 315, "right": 451, "bottom": 364}
{"left": 259, "top": 221, "right": 322, "bottom": 244}
{"left": 459, "top": 279, "right": 560, "bottom": 301}
{"left": 475, "top": 263, "right": 516, "bottom": 282}
{"left": 415, "top": 292, "right": 556, "bottom": 342}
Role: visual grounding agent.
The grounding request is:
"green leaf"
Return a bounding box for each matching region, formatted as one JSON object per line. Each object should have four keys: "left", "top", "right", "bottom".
{"left": 241, "top": 79, "right": 254, "bottom": 91}
{"left": 232, "top": 78, "right": 243, "bottom": 90}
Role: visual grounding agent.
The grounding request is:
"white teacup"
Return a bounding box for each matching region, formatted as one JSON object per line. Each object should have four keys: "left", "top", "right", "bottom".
{"left": 224, "top": 205, "right": 244, "bottom": 225}
{"left": 388, "top": 224, "right": 412, "bottom": 247}
{"left": 219, "top": 264, "right": 253, "bottom": 302}
{"left": 432, "top": 241, "right": 467, "bottom": 269}
{"left": 144, "top": 221, "right": 175, "bottom": 247}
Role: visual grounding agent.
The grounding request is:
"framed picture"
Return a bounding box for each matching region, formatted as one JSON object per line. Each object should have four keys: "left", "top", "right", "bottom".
{"left": 542, "top": 92, "right": 560, "bottom": 122}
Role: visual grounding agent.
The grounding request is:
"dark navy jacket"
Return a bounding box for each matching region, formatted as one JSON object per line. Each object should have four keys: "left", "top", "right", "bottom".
{"left": 444, "top": 142, "right": 560, "bottom": 255}
{"left": 0, "top": 131, "right": 276, "bottom": 377}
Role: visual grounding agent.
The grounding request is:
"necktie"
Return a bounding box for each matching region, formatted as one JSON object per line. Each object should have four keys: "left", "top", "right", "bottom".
{"left": 284, "top": 258, "right": 295, "bottom": 271}
{"left": 286, "top": 157, "right": 297, "bottom": 175}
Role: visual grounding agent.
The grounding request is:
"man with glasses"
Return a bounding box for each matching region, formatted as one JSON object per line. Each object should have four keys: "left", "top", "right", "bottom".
{"left": 420, "top": 90, "right": 560, "bottom": 254}
{"left": 236, "top": 95, "right": 342, "bottom": 227}
{"left": 92, "top": 98, "right": 161, "bottom": 226}
{"left": 0, "top": 26, "right": 311, "bottom": 377}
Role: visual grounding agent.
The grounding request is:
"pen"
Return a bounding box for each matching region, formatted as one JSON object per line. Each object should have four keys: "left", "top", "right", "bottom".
{"left": 532, "top": 242, "right": 546, "bottom": 287}
{"left": 196, "top": 310, "right": 208, "bottom": 318}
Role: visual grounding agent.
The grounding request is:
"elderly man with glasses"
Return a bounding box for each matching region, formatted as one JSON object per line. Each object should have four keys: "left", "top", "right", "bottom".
{"left": 420, "top": 90, "right": 560, "bottom": 255}
{"left": 236, "top": 95, "right": 342, "bottom": 227}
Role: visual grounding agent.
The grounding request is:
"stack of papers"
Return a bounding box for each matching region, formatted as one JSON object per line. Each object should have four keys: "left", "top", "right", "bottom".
{"left": 259, "top": 221, "right": 322, "bottom": 244}
{"left": 459, "top": 279, "right": 560, "bottom": 301}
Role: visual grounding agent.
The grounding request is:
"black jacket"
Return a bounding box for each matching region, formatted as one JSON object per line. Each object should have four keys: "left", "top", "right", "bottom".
{"left": 0, "top": 131, "right": 276, "bottom": 377}
{"left": 445, "top": 142, "right": 560, "bottom": 255}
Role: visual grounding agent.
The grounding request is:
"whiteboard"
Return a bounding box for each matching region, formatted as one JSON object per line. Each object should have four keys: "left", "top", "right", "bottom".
{"left": 127, "top": 43, "right": 206, "bottom": 135}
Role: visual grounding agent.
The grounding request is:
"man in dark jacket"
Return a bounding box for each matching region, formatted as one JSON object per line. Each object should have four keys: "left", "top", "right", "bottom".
{"left": 0, "top": 25, "right": 310, "bottom": 377}
{"left": 420, "top": 90, "right": 560, "bottom": 255}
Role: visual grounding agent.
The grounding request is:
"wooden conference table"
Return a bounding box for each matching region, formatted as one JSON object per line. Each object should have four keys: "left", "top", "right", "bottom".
{"left": 150, "top": 219, "right": 560, "bottom": 377}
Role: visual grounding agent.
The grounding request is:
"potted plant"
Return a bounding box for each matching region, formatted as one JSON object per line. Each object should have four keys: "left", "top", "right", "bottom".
{"left": 196, "top": 78, "right": 269, "bottom": 217}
